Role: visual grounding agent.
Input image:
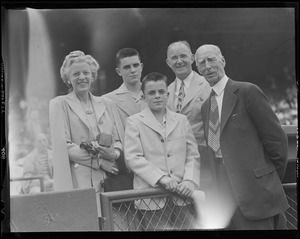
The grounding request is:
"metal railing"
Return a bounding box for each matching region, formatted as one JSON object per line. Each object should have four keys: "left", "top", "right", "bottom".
{"left": 100, "top": 183, "right": 297, "bottom": 231}
{"left": 100, "top": 187, "right": 197, "bottom": 231}
{"left": 283, "top": 183, "right": 297, "bottom": 230}
{"left": 10, "top": 175, "right": 45, "bottom": 193}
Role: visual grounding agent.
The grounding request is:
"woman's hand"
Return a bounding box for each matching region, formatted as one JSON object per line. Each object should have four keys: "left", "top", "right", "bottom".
{"left": 94, "top": 143, "right": 118, "bottom": 162}
{"left": 100, "top": 160, "right": 119, "bottom": 175}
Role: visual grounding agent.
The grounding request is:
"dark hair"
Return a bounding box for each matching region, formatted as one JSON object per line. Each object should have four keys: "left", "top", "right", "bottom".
{"left": 116, "top": 48, "right": 141, "bottom": 67}
{"left": 141, "top": 72, "right": 168, "bottom": 93}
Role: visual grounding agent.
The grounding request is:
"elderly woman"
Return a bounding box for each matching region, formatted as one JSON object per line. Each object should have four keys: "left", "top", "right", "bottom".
{"left": 49, "top": 51, "right": 124, "bottom": 216}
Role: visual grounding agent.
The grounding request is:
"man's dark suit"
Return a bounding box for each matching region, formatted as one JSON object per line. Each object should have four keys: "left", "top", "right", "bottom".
{"left": 201, "top": 78, "right": 289, "bottom": 221}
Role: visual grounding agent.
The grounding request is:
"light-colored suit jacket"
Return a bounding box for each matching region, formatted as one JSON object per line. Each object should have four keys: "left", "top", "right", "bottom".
{"left": 49, "top": 91, "right": 123, "bottom": 191}
{"left": 167, "top": 71, "right": 211, "bottom": 147}
{"left": 103, "top": 83, "right": 146, "bottom": 132}
{"left": 124, "top": 106, "right": 200, "bottom": 210}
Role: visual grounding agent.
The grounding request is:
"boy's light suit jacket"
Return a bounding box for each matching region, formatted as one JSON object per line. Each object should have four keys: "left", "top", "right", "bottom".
{"left": 124, "top": 106, "right": 200, "bottom": 210}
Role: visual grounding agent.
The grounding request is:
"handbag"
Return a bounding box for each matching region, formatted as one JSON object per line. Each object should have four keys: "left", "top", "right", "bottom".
{"left": 103, "top": 172, "right": 134, "bottom": 192}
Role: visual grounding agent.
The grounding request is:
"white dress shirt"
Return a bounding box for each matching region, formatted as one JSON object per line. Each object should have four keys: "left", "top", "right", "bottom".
{"left": 210, "top": 75, "right": 228, "bottom": 121}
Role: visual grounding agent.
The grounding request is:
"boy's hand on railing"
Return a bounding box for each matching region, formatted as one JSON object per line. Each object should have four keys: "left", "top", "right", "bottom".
{"left": 158, "top": 176, "right": 178, "bottom": 192}
{"left": 176, "top": 180, "right": 195, "bottom": 197}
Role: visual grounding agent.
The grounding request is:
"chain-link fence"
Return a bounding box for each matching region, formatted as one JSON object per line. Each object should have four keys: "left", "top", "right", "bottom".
{"left": 284, "top": 183, "right": 297, "bottom": 230}
{"left": 100, "top": 183, "right": 297, "bottom": 231}
{"left": 100, "top": 188, "right": 198, "bottom": 231}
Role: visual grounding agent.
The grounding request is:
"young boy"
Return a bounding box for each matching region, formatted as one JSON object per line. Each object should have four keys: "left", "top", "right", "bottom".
{"left": 124, "top": 72, "right": 200, "bottom": 230}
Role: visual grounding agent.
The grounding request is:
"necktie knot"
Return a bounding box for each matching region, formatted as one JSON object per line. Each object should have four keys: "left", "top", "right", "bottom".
{"left": 211, "top": 89, "right": 216, "bottom": 97}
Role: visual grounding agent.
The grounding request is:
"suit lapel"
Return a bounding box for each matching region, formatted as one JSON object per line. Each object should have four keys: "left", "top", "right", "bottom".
{"left": 167, "top": 82, "right": 176, "bottom": 111}
{"left": 90, "top": 93, "right": 106, "bottom": 125}
{"left": 165, "top": 109, "right": 179, "bottom": 138}
{"left": 220, "top": 79, "right": 238, "bottom": 134}
{"left": 182, "top": 73, "right": 200, "bottom": 108}
{"left": 139, "top": 107, "right": 165, "bottom": 138}
{"left": 115, "top": 91, "right": 142, "bottom": 117}
{"left": 66, "top": 91, "right": 90, "bottom": 129}
{"left": 181, "top": 72, "right": 206, "bottom": 110}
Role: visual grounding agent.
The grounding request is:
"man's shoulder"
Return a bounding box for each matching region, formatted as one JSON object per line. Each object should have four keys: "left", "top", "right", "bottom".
{"left": 127, "top": 111, "right": 142, "bottom": 121}
{"left": 102, "top": 89, "right": 119, "bottom": 99}
{"left": 228, "top": 78, "right": 260, "bottom": 92}
{"left": 193, "top": 71, "right": 209, "bottom": 85}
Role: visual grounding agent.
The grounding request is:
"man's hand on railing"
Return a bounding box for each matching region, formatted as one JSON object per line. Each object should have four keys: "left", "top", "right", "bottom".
{"left": 158, "top": 175, "right": 178, "bottom": 192}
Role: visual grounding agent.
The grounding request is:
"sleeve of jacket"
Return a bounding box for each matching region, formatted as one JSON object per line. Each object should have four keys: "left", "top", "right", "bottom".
{"left": 245, "top": 84, "right": 288, "bottom": 180}
{"left": 54, "top": 99, "right": 101, "bottom": 170}
{"left": 183, "top": 117, "right": 201, "bottom": 188}
{"left": 49, "top": 97, "right": 74, "bottom": 190}
{"left": 124, "top": 117, "right": 166, "bottom": 187}
{"left": 102, "top": 96, "right": 128, "bottom": 174}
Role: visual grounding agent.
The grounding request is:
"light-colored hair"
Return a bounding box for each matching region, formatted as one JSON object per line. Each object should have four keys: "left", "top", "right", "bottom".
{"left": 167, "top": 40, "right": 192, "bottom": 58}
{"left": 60, "top": 50, "right": 100, "bottom": 88}
{"left": 195, "top": 44, "right": 223, "bottom": 62}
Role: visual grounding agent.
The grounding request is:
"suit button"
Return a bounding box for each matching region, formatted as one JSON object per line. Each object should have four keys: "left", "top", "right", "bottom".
{"left": 167, "top": 154, "right": 171, "bottom": 157}
{"left": 170, "top": 170, "right": 174, "bottom": 174}
{"left": 161, "top": 139, "right": 164, "bottom": 142}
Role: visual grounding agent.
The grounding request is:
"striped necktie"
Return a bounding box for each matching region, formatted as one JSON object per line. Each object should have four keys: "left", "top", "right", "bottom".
{"left": 208, "top": 90, "right": 222, "bottom": 157}
{"left": 176, "top": 80, "right": 185, "bottom": 113}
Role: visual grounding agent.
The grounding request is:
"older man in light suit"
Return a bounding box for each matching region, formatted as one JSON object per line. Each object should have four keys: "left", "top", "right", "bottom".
{"left": 125, "top": 72, "right": 200, "bottom": 230}
{"left": 166, "top": 41, "right": 211, "bottom": 189}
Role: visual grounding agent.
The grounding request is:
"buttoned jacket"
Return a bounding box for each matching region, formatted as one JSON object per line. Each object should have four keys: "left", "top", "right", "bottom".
{"left": 124, "top": 106, "right": 200, "bottom": 210}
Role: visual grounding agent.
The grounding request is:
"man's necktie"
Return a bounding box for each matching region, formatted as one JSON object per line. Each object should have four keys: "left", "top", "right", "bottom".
{"left": 176, "top": 80, "right": 185, "bottom": 113}
{"left": 208, "top": 90, "right": 222, "bottom": 156}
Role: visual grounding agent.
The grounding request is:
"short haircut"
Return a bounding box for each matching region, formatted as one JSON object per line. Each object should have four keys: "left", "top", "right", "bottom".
{"left": 116, "top": 48, "right": 141, "bottom": 67}
{"left": 195, "top": 44, "right": 223, "bottom": 62}
{"left": 167, "top": 40, "right": 192, "bottom": 57}
{"left": 141, "top": 72, "right": 168, "bottom": 93}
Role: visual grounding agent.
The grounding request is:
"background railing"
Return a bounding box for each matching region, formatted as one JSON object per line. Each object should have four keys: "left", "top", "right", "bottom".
{"left": 10, "top": 175, "right": 45, "bottom": 194}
